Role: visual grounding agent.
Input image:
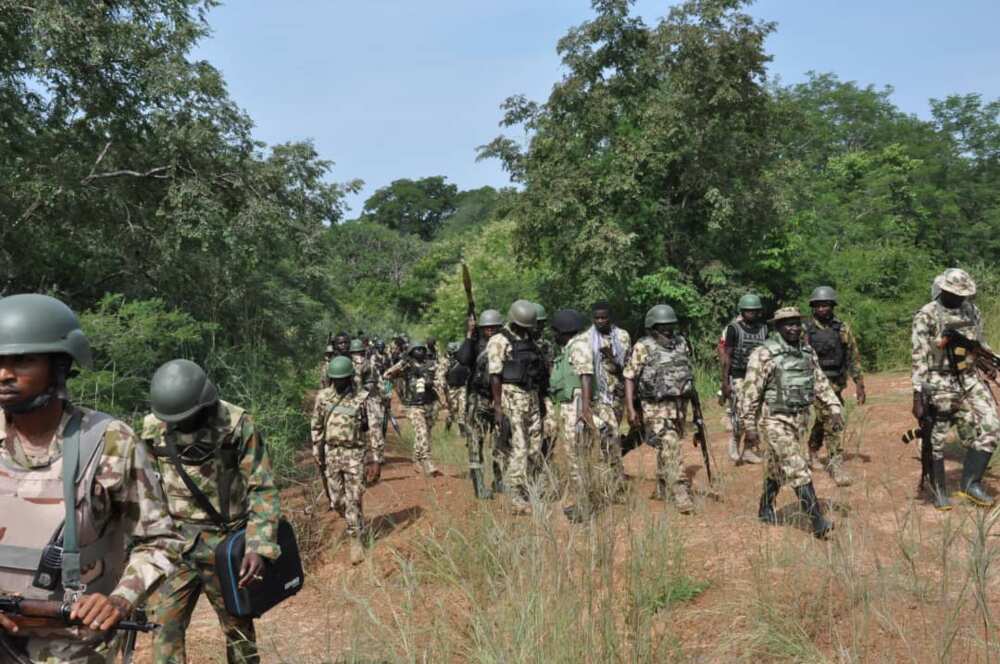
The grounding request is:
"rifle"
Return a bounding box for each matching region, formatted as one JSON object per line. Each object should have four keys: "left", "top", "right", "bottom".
{"left": 0, "top": 595, "right": 158, "bottom": 633}
{"left": 688, "top": 388, "right": 713, "bottom": 484}
{"left": 938, "top": 329, "right": 1000, "bottom": 375}
{"left": 900, "top": 392, "right": 934, "bottom": 490}
{"left": 495, "top": 414, "right": 512, "bottom": 456}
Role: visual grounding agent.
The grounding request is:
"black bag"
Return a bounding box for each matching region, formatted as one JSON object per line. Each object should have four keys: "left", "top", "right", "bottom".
{"left": 214, "top": 518, "right": 304, "bottom": 618}
{"left": 162, "top": 438, "right": 305, "bottom": 618}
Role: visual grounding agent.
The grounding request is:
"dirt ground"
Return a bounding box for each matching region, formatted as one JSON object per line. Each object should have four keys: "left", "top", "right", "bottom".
{"left": 131, "top": 372, "right": 1000, "bottom": 663}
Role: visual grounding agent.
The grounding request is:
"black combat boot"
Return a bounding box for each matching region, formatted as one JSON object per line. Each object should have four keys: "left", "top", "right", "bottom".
{"left": 470, "top": 467, "right": 493, "bottom": 500}
{"left": 758, "top": 478, "right": 780, "bottom": 525}
{"left": 958, "top": 449, "right": 994, "bottom": 507}
{"left": 492, "top": 460, "right": 506, "bottom": 495}
{"left": 931, "top": 458, "right": 953, "bottom": 511}
{"left": 794, "top": 482, "right": 833, "bottom": 539}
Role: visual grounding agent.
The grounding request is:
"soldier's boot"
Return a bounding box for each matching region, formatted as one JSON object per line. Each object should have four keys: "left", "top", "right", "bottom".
{"left": 758, "top": 478, "right": 780, "bottom": 525}
{"left": 794, "top": 482, "right": 833, "bottom": 539}
{"left": 349, "top": 536, "right": 365, "bottom": 565}
{"left": 492, "top": 461, "right": 507, "bottom": 494}
{"left": 727, "top": 436, "right": 741, "bottom": 463}
{"left": 470, "top": 467, "right": 493, "bottom": 500}
{"left": 740, "top": 446, "right": 762, "bottom": 465}
{"left": 420, "top": 459, "right": 440, "bottom": 477}
{"left": 957, "top": 449, "right": 994, "bottom": 507}
{"left": 511, "top": 488, "right": 532, "bottom": 515}
{"left": 931, "top": 458, "right": 953, "bottom": 511}
{"left": 827, "top": 455, "right": 852, "bottom": 487}
{"left": 672, "top": 483, "right": 694, "bottom": 514}
{"left": 650, "top": 477, "right": 667, "bottom": 501}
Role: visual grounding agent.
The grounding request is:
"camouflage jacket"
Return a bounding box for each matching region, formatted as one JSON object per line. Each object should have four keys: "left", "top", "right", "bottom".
{"left": 912, "top": 299, "right": 992, "bottom": 393}
{"left": 738, "top": 336, "right": 842, "bottom": 434}
{"left": 310, "top": 387, "right": 377, "bottom": 458}
{"left": 565, "top": 330, "right": 597, "bottom": 403}
{"left": 0, "top": 404, "right": 184, "bottom": 607}
{"left": 623, "top": 333, "right": 694, "bottom": 401}
{"left": 141, "top": 400, "right": 282, "bottom": 560}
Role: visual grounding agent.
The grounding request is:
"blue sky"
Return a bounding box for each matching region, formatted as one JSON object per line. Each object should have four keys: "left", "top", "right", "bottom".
{"left": 194, "top": 1, "right": 1000, "bottom": 214}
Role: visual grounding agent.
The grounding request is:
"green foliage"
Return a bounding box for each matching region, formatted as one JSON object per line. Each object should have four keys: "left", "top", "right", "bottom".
{"left": 359, "top": 176, "right": 459, "bottom": 240}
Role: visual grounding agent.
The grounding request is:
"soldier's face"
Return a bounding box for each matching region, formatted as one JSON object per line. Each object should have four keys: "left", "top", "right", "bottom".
{"left": 741, "top": 309, "right": 760, "bottom": 324}
{"left": 776, "top": 320, "right": 802, "bottom": 345}
{"left": 411, "top": 349, "right": 427, "bottom": 362}
{"left": 652, "top": 323, "right": 675, "bottom": 337}
{"left": 939, "top": 290, "right": 965, "bottom": 309}
{"left": 334, "top": 338, "right": 350, "bottom": 354}
{"left": 811, "top": 302, "right": 834, "bottom": 320}
{"left": 593, "top": 310, "right": 612, "bottom": 333}
{"left": 0, "top": 354, "right": 51, "bottom": 407}
{"left": 481, "top": 325, "right": 500, "bottom": 339}
{"left": 333, "top": 377, "right": 353, "bottom": 394}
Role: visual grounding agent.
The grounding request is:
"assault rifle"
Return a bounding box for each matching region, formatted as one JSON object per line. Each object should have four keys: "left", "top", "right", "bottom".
{"left": 900, "top": 392, "right": 934, "bottom": 491}
{"left": 688, "top": 388, "right": 713, "bottom": 484}
{"left": 937, "top": 329, "right": 1000, "bottom": 375}
{"left": 0, "top": 596, "right": 158, "bottom": 633}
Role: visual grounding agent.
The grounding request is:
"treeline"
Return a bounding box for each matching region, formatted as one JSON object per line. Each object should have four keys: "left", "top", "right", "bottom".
{"left": 5, "top": 0, "right": 1000, "bottom": 477}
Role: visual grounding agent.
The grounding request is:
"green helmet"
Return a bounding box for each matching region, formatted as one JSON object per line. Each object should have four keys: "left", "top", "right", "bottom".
{"left": 477, "top": 309, "right": 503, "bottom": 328}
{"left": 534, "top": 303, "right": 547, "bottom": 323}
{"left": 738, "top": 293, "right": 763, "bottom": 311}
{"left": 809, "top": 286, "right": 838, "bottom": 305}
{"left": 644, "top": 304, "right": 678, "bottom": 328}
{"left": 409, "top": 340, "right": 428, "bottom": 353}
{"left": 149, "top": 359, "right": 219, "bottom": 423}
{"left": 349, "top": 339, "right": 365, "bottom": 353}
{"left": 0, "top": 294, "right": 93, "bottom": 368}
{"left": 508, "top": 300, "right": 537, "bottom": 328}
{"left": 327, "top": 355, "right": 354, "bottom": 379}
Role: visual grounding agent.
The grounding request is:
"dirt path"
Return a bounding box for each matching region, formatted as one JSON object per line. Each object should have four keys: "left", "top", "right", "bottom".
{"left": 132, "top": 372, "right": 1000, "bottom": 663}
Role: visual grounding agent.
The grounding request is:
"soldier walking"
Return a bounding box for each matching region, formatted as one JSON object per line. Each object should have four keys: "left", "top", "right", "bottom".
{"left": 804, "top": 286, "right": 866, "bottom": 486}
{"left": 720, "top": 294, "right": 767, "bottom": 465}
{"left": 311, "top": 357, "right": 383, "bottom": 564}
{"left": 911, "top": 268, "right": 999, "bottom": 509}
{"left": 349, "top": 339, "right": 387, "bottom": 461}
{"left": 740, "top": 307, "right": 844, "bottom": 539}
{"left": 456, "top": 310, "right": 505, "bottom": 498}
{"left": 383, "top": 341, "right": 447, "bottom": 476}
{"left": 624, "top": 305, "right": 698, "bottom": 514}
{"left": 584, "top": 301, "right": 631, "bottom": 497}
{"left": 533, "top": 303, "right": 559, "bottom": 463}
{"left": 444, "top": 342, "right": 469, "bottom": 436}
{"left": 143, "top": 359, "right": 282, "bottom": 664}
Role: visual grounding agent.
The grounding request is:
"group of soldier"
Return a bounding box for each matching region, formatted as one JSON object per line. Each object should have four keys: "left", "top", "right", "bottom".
{"left": 0, "top": 265, "right": 996, "bottom": 663}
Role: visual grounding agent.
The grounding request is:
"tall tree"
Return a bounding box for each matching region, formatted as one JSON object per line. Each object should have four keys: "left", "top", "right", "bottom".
{"left": 359, "top": 176, "right": 459, "bottom": 240}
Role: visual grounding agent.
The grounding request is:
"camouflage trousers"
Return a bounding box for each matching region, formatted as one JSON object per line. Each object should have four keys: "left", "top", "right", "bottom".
{"left": 404, "top": 404, "right": 436, "bottom": 462}
{"left": 760, "top": 408, "right": 813, "bottom": 489}
{"left": 809, "top": 378, "right": 846, "bottom": 460}
{"left": 466, "top": 402, "right": 495, "bottom": 471}
{"left": 150, "top": 535, "right": 258, "bottom": 664}
{"left": 542, "top": 395, "right": 558, "bottom": 454}
{"left": 926, "top": 375, "right": 1000, "bottom": 460}
{"left": 641, "top": 400, "right": 687, "bottom": 489}
{"left": 325, "top": 445, "right": 367, "bottom": 536}
{"left": 365, "top": 392, "right": 386, "bottom": 458}
{"left": 560, "top": 395, "right": 622, "bottom": 505}
{"left": 727, "top": 376, "right": 748, "bottom": 448}
{"left": 1, "top": 632, "right": 120, "bottom": 664}
{"left": 501, "top": 385, "right": 543, "bottom": 503}
{"left": 596, "top": 400, "right": 625, "bottom": 482}
{"left": 447, "top": 386, "right": 468, "bottom": 432}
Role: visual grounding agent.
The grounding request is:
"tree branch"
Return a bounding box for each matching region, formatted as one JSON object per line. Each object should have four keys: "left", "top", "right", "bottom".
{"left": 81, "top": 166, "right": 170, "bottom": 184}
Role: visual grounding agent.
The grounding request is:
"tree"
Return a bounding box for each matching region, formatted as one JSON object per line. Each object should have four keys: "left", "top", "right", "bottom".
{"left": 359, "top": 176, "right": 459, "bottom": 240}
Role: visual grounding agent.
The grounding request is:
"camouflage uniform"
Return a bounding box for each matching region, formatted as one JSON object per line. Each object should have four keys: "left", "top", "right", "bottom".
{"left": 739, "top": 336, "right": 842, "bottom": 489}
{"left": 0, "top": 405, "right": 185, "bottom": 664}
{"left": 310, "top": 387, "right": 377, "bottom": 535}
{"left": 143, "top": 400, "right": 281, "bottom": 664}
{"left": 351, "top": 353, "right": 387, "bottom": 458}
{"left": 383, "top": 358, "right": 446, "bottom": 466}
{"left": 912, "top": 299, "right": 1000, "bottom": 459}
{"left": 536, "top": 337, "right": 558, "bottom": 456}
{"left": 487, "top": 325, "right": 544, "bottom": 507}
{"left": 584, "top": 325, "right": 631, "bottom": 486}
{"left": 623, "top": 334, "right": 694, "bottom": 505}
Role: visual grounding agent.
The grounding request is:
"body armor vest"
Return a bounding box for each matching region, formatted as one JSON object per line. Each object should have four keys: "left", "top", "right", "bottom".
{"left": 321, "top": 389, "right": 369, "bottom": 449}
{"left": 499, "top": 330, "right": 545, "bottom": 390}
{"left": 549, "top": 350, "right": 583, "bottom": 404}
{"left": 762, "top": 338, "right": 816, "bottom": 415}
{"left": 728, "top": 318, "right": 767, "bottom": 377}
{"left": 805, "top": 319, "right": 846, "bottom": 379}
{"left": 446, "top": 358, "right": 471, "bottom": 388}
{"left": 636, "top": 335, "right": 694, "bottom": 402}
{"left": 401, "top": 361, "right": 438, "bottom": 406}
{"left": 0, "top": 410, "right": 122, "bottom": 637}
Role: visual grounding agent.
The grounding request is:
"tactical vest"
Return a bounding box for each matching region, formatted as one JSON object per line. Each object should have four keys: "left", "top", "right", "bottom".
{"left": 728, "top": 318, "right": 767, "bottom": 377}
{"left": 401, "top": 361, "right": 438, "bottom": 406}
{"left": 446, "top": 358, "right": 471, "bottom": 388}
{"left": 549, "top": 351, "right": 583, "bottom": 404}
{"left": 762, "top": 338, "right": 816, "bottom": 415}
{"left": 636, "top": 335, "right": 694, "bottom": 402}
{"left": 805, "top": 319, "right": 846, "bottom": 379}
{"left": 499, "top": 330, "right": 545, "bottom": 390}
{"left": 928, "top": 301, "right": 980, "bottom": 375}
{"left": 321, "top": 390, "right": 368, "bottom": 449}
{"left": 0, "top": 410, "right": 122, "bottom": 635}
{"left": 146, "top": 401, "right": 249, "bottom": 532}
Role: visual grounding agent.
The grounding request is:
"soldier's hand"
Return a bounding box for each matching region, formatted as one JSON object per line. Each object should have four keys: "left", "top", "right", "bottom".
{"left": 238, "top": 552, "right": 266, "bottom": 589}
{"left": 855, "top": 381, "right": 867, "bottom": 406}
{"left": 365, "top": 461, "right": 382, "bottom": 486}
{"left": 912, "top": 391, "right": 925, "bottom": 421}
{"left": 0, "top": 611, "right": 19, "bottom": 633}
{"left": 721, "top": 380, "right": 732, "bottom": 401}
{"left": 829, "top": 414, "right": 845, "bottom": 432}
{"left": 70, "top": 593, "right": 130, "bottom": 632}
{"left": 581, "top": 404, "right": 598, "bottom": 433}
{"left": 494, "top": 407, "right": 504, "bottom": 426}
{"left": 744, "top": 431, "right": 761, "bottom": 448}
{"left": 626, "top": 406, "right": 640, "bottom": 428}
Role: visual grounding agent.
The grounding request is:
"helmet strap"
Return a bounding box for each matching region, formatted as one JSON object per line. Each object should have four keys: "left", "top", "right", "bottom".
{"left": 1, "top": 390, "right": 56, "bottom": 416}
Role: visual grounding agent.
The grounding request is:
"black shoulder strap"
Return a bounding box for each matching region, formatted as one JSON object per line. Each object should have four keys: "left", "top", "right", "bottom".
{"left": 163, "top": 436, "right": 227, "bottom": 529}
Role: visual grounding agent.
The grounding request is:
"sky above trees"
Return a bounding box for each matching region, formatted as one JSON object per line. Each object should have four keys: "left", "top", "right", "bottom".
{"left": 194, "top": 1, "right": 1000, "bottom": 212}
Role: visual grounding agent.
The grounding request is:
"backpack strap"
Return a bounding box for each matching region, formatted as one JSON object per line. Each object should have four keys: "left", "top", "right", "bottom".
{"left": 162, "top": 435, "right": 227, "bottom": 529}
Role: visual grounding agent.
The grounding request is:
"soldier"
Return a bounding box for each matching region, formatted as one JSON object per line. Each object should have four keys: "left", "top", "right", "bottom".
{"left": 310, "top": 357, "right": 382, "bottom": 564}
{"left": 804, "top": 286, "right": 866, "bottom": 486}
{"left": 584, "top": 301, "right": 631, "bottom": 496}
{"left": 912, "top": 268, "right": 999, "bottom": 509}
{"left": 487, "top": 300, "right": 547, "bottom": 513}
{"left": 142, "top": 359, "right": 281, "bottom": 664}
{"left": 0, "top": 294, "right": 185, "bottom": 664}
{"left": 383, "top": 341, "right": 446, "bottom": 476}
{"left": 624, "top": 305, "right": 698, "bottom": 513}
{"left": 348, "top": 339, "right": 387, "bottom": 470}
{"left": 740, "top": 307, "right": 844, "bottom": 539}
{"left": 720, "top": 294, "right": 767, "bottom": 465}
{"left": 546, "top": 309, "right": 598, "bottom": 522}
{"left": 320, "top": 340, "right": 336, "bottom": 388}
{"left": 444, "top": 342, "right": 469, "bottom": 436}
{"left": 456, "top": 310, "right": 504, "bottom": 498}
{"left": 533, "top": 304, "right": 558, "bottom": 462}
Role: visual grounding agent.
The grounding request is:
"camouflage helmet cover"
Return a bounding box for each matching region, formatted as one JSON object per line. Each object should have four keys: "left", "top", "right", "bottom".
{"left": 644, "top": 304, "right": 679, "bottom": 328}
{"left": 327, "top": 355, "right": 354, "bottom": 379}
{"left": 0, "top": 294, "right": 93, "bottom": 368}
{"left": 768, "top": 306, "right": 803, "bottom": 325}
{"left": 150, "top": 359, "right": 219, "bottom": 423}
{"left": 939, "top": 268, "right": 976, "bottom": 297}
